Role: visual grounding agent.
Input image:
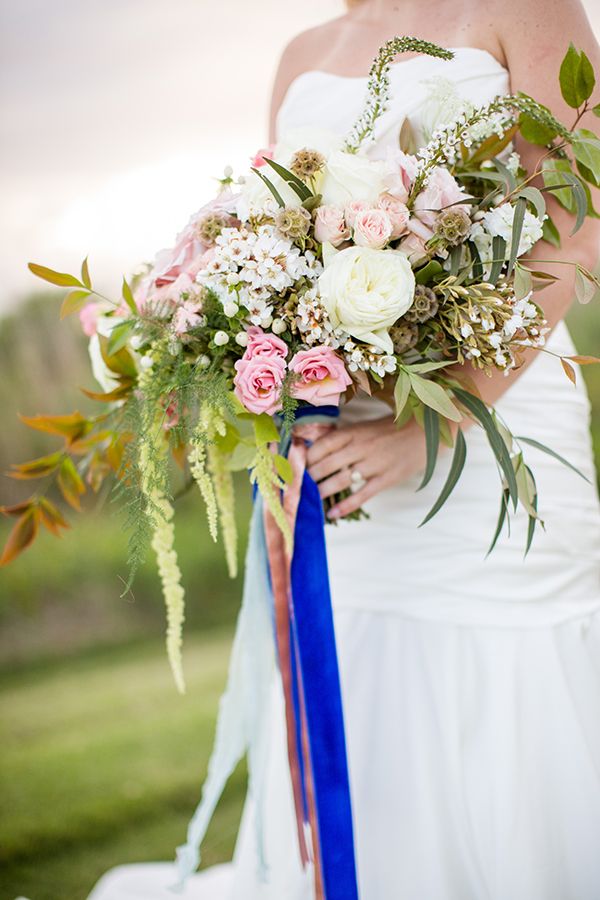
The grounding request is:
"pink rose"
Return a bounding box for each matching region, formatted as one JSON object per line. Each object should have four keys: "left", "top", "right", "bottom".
{"left": 242, "top": 326, "right": 289, "bottom": 363}
{"left": 413, "top": 166, "right": 470, "bottom": 229}
{"left": 289, "top": 346, "right": 352, "bottom": 407}
{"left": 344, "top": 200, "right": 371, "bottom": 228}
{"left": 377, "top": 193, "right": 410, "bottom": 239}
{"left": 314, "top": 206, "right": 350, "bottom": 247}
{"left": 398, "top": 231, "right": 430, "bottom": 265}
{"left": 250, "top": 144, "right": 275, "bottom": 168}
{"left": 382, "top": 150, "right": 419, "bottom": 203}
{"left": 233, "top": 354, "right": 286, "bottom": 415}
{"left": 352, "top": 208, "right": 393, "bottom": 249}
{"left": 79, "top": 302, "right": 101, "bottom": 337}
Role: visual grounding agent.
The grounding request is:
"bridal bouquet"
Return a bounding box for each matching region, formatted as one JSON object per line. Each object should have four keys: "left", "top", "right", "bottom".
{"left": 4, "top": 35, "right": 600, "bottom": 897}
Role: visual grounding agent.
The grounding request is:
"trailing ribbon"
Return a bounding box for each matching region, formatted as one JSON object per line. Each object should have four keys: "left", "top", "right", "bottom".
{"left": 175, "top": 405, "right": 359, "bottom": 900}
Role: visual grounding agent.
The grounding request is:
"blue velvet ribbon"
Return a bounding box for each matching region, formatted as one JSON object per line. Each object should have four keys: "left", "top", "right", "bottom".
{"left": 280, "top": 405, "right": 359, "bottom": 900}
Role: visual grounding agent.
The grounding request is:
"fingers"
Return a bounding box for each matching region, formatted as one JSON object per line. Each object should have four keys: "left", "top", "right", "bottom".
{"left": 327, "top": 474, "right": 386, "bottom": 520}
{"left": 306, "top": 427, "right": 353, "bottom": 467}
{"left": 308, "top": 441, "right": 363, "bottom": 483}
{"left": 316, "top": 465, "right": 353, "bottom": 500}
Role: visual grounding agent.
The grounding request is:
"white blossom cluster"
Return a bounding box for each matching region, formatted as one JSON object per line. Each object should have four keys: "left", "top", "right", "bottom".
{"left": 468, "top": 203, "right": 545, "bottom": 277}
{"left": 196, "top": 223, "right": 321, "bottom": 327}
{"left": 414, "top": 100, "right": 518, "bottom": 189}
{"left": 290, "top": 287, "right": 397, "bottom": 376}
{"left": 461, "top": 292, "right": 547, "bottom": 370}
{"left": 343, "top": 339, "right": 398, "bottom": 377}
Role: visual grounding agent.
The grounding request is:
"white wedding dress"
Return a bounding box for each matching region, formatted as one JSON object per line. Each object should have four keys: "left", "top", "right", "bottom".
{"left": 89, "top": 47, "right": 600, "bottom": 900}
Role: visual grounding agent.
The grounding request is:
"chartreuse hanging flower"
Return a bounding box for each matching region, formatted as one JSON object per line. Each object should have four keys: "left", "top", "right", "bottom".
{"left": 138, "top": 405, "right": 186, "bottom": 694}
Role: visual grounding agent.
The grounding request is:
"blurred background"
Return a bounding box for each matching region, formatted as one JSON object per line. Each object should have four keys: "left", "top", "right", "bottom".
{"left": 1, "top": 2, "right": 600, "bottom": 898}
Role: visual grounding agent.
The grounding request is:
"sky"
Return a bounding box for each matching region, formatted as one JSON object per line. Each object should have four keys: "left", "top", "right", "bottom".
{"left": 1, "top": 0, "right": 599, "bottom": 314}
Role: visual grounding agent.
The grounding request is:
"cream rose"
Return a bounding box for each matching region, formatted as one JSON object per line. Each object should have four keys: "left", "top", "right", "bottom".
{"left": 318, "top": 246, "right": 415, "bottom": 353}
{"left": 320, "top": 150, "right": 388, "bottom": 206}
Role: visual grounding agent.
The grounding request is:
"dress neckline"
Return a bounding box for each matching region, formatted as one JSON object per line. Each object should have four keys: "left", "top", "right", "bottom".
{"left": 282, "top": 46, "right": 508, "bottom": 99}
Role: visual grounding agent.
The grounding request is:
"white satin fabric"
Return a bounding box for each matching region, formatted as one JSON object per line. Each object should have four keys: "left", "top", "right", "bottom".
{"left": 89, "top": 47, "right": 600, "bottom": 900}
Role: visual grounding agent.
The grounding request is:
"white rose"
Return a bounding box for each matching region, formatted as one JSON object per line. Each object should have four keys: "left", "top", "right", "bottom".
{"left": 482, "top": 203, "right": 544, "bottom": 257}
{"left": 320, "top": 150, "right": 388, "bottom": 206}
{"left": 318, "top": 246, "right": 415, "bottom": 352}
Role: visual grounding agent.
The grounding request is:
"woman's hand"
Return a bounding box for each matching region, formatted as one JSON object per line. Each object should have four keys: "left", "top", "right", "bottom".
{"left": 306, "top": 416, "right": 427, "bottom": 519}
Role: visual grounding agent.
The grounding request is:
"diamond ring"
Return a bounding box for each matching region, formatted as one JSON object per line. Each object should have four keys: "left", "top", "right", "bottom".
{"left": 349, "top": 468, "right": 367, "bottom": 493}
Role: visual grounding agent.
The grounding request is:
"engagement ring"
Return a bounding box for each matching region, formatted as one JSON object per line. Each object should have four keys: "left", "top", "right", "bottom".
{"left": 350, "top": 469, "right": 367, "bottom": 493}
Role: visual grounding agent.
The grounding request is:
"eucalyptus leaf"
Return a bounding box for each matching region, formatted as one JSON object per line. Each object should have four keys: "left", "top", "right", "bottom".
{"left": 417, "top": 405, "right": 439, "bottom": 491}
{"left": 507, "top": 196, "right": 526, "bottom": 276}
{"left": 516, "top": 186, "right": 546, "bottom": 221}
{"left": 263, "top": 157, "right": 312, "bottom": 201}
{"left": 122, "top": 278, "right": 137, "bottom": 314}
{"left": 408, "top": 373, "right": 462, "bottom": 422}
{"left": 393, "top": 369, "right": 411, "bottom": 420}
{"left": 414, "top": 260, "right": 444, "bottom": 284}
{"left": 107, "top": 321, "right": 134, "bottom": 355}
{"left": 489, "top": 235, "right": 507, "bottom": 285}
{"left": 513, "top": 263, "right": 533, "bottom": 300}
{"left": 454, "top": 387, "right": 519, "bottom": 509}
{"left": 542, "top": 215, "right": 561, "bottom": 248}
{"left": 487, "top": 488, "right": 510, "bottom": 555}
{"left": 420, "top": 428, "right": 466, "bottom": 525}
{"left": 515, "top": 435, "right": 591, "bottom": 483}
{"left": 250, "top": 167, "right": 285, "bottom": 207}
{"left": 574, "top": 266, "right": 597, "bottom": 304}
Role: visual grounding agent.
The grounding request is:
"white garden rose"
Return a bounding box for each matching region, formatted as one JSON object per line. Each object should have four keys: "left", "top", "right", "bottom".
{"left": 318, "top": 245, "right": 415, "bottom": 352}
{"left": 320, "top": 150, "right": 389, "bottom": 206}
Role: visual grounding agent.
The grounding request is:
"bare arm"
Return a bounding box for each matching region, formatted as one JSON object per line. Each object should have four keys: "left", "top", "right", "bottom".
{"left": 466, "top": 0, "right": 600, "bottom": 406}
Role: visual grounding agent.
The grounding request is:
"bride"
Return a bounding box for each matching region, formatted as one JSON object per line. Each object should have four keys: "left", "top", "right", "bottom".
{"left": 89, "top": 1, "right": 600, "bottom": 898}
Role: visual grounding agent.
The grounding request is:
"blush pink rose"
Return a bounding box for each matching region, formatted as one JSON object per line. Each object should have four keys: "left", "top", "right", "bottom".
{"left": 413, "top": 166, "right": 470, "bottom": 229}
{"left": 352, "top": 208, "right": 393, "bottom": 249}
{"left": 377, "top": 193, "right": 410, "bottom": 239}
{"left": 289, "top": 346, "right": 352, "bottom": 407}
{"left": 250, "top": 144, "right": 275, "bottom": 168}
{"left": 398, "top": 230, "right": 430, "bottom": 265}
{"left": 233, "top": 354, "right": 286, "bottom": 415}
{"left": 242, "top": 326, "right": 289, "bottom": 363}
{"left": 79, "top": 302, "right": 101, "bottom": 337}
{"left": 382, "top": 150, "right": 419, "bottom": 203}
{"left": 344, "top": 200, "right": 371, "bottom": 228}
{"left": 314, "top": 206, "right": 350, "bottom": 247}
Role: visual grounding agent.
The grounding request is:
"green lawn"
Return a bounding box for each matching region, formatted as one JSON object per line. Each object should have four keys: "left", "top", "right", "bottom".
{"left": 0, "top": 631, "right": 245, "bottom": 900}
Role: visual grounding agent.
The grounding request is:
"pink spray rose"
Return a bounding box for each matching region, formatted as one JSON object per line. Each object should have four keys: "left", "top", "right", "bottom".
{"left": 250, "top": 144, "right": 275, "bottom": 168}
{"left": 243, "top": 326, "right": 289, "bottom": 362}
{"left": 412, "top": 166, "right": 470, "bottom": 229}
{"left": 398, "top": 230, "right": 430, "bottom": 265}
{"left": 289, "top": 346, "right": 352, "bottom": 407}
{"left": 314, "top": 206, "right": 350, "bottom": 247}
{"left": 233, "top": 354, "right": 286, "bottom": 415}
{"left": 343, "top": 200, "right": 371, "bottom": 228}
{"left": 382, "top": 150, "right": 419, "bottom": 203}
{"left": 352, "top": 208, "right": 393, "bottom": 249}
{"left": 79, "top": 302, "right": 101, "bottom": 337}
{"left": 377, "top": 193, "right": 410, "bottom": 239}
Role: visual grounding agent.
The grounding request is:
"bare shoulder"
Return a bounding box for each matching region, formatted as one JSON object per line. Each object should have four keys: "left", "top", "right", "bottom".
{"left": 496, "top": 0, "right": 600, "bottom": 91}
{"left": 268, "top": 16, "right": 347, "bottom": 142}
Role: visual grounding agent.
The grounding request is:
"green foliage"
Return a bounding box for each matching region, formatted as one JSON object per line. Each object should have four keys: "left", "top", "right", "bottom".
{"left": 559, "top": 43, "right": 595, "bottom": 108}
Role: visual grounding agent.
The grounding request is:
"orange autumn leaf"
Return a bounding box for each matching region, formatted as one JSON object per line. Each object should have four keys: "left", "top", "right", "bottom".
{"left": 0, "top": 508, "right": 40, "bottom": 566}
{"left": 38, "top": 497, "right": 70, "bottom": 536}
{"left": 19, "top": 411, "right": 93, "bottom": 444}
{"left": 561, "top": 358, "right": 577, "bottom": 385}
{"left": 57, "top": 457, "right": 86, "bottom": 510}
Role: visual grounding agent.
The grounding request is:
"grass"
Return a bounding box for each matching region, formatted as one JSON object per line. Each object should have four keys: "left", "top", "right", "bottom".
{"left": 0, "top": 631, "right": 246, "bottom": 900}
